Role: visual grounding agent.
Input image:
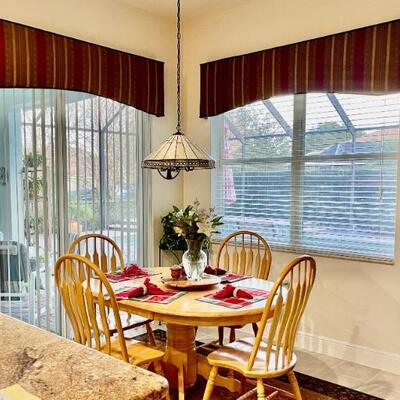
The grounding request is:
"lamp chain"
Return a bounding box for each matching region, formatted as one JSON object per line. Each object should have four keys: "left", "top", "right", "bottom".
{"left": 176, "top": 0, "right": 181, "bottom": 133}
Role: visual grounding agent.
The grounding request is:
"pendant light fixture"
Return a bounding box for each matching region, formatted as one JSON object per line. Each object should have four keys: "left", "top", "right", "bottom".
{"left": 142, "top": 0, "right": 215, "bottom": 180}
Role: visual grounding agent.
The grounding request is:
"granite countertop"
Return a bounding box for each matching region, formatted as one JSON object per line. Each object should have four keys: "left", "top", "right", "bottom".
{"left": 0, "top": 314, "right": 169, "bottom": 400}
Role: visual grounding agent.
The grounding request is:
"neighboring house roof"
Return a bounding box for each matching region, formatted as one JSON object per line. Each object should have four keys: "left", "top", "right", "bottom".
{"left": 309, "top": 128, "right": 399, "bottom": 156}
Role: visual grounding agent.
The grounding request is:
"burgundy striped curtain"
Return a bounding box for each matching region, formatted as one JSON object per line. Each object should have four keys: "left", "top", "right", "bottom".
{"left": 200, "top": 19, "right": 400, "bottom": 118}
{"left": 0, "top": 19, "right": 164, "bottom": 116}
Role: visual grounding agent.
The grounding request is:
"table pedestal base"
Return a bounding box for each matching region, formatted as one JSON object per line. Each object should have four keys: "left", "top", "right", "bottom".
{"left": 164, "top": 324, "right": 197, "bottom": 390}
{"left": 163, "top": 326, "right": 242, "bottom": 398}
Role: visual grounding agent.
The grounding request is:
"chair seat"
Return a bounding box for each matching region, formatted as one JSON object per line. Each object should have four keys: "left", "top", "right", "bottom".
{"left": 207, "top": 336, "right": 297, "bottom": 378}
{"left": 100, "top": 338, "right": 165, "bottom": 365}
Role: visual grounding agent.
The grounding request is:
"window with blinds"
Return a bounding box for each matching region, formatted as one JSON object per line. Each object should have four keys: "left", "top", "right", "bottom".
{"left": 211, "top": 93, "right": 400, "bottom": 262}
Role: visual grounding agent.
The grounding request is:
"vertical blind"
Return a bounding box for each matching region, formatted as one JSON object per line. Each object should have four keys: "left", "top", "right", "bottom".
{"left": 211, "top": 92, "right": 400, "bottom": 262}
{"left": 65, "top": 92, "right": 142, "bottom": 262}
{"left": 0, "top": 88, "right": 148, "bottom": 332}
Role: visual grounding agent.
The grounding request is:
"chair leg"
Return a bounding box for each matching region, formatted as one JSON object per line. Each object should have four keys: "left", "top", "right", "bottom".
{"left": 203, "top": 366, "right": 218, "bottom": 400}
{"left": 229, "top": 327, "right": 236, "bottom": 343}
{"left": 146, "top": 322, "right": 156, "bottom": 346}
{"left": 218, "top": 326, "right": 224, "bottom": 345}
{"left": 153, "top": 360, "right": 171, "bottom": 400}
{"left": 239, "top": 374, "right": 247, "bottom": 393}
{"left": 178, "top": 361, "right": 185, "bottom": 400}
{"left": 252, "top": 322, "right": 258, "bottom": 336}
{"left": 256, "top": 379, "right": 265, "bottom": 400}
{"left": 287, "top": 370, "right": 302, "bottom": 400}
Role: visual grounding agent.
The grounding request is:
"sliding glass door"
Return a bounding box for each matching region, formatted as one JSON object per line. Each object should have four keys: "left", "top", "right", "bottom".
{"left": 0, "top": 89, "right": 149, "bottom": 332}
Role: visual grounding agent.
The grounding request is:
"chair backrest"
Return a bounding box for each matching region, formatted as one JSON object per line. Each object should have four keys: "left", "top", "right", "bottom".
{"left": 248, "top": 255, "right": 316, "bottom": 372}
{"left": 54, "top": 254, "right": 129, "bottom": 362}
{"left": 67, "top": 233, "right": 124, "bottom": 273}
{"left": 216, "top": 231, "right": 272, "bottom": 279}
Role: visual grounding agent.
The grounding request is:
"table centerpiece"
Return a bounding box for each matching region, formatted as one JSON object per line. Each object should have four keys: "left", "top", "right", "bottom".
{"left": 171, "top": 200, "right": 222, "bottom": 280}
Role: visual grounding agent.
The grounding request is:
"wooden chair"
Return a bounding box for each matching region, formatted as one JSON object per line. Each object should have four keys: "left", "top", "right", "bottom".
{"left": 216, "top": 231, "right": 272, "bottom": 344}
{"left": 55, "top": 254, "right": 170, "bottom": 399}
{"left": 203, "top": 255, "right": 316, "bottom": 400}
{"left": 67, "top": 233, "right": 126, "bottom": 273}
{"left": 67, "top": 233, "right": 155, "bottom": 339}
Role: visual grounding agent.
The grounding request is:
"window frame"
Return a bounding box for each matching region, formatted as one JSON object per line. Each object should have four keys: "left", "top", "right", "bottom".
{"left": 211, "top": 93, "right": 398, "bottom": 264}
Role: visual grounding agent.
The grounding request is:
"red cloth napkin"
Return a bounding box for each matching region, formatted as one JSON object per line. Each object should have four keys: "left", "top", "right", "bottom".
{"left": 123, "top": 264, "right": 149, "bottom": 277}
{"left": 116, "top": 278, "right": 173, "bottom": 299}
{"left": 212, "top": 284, "right": 253, "bottom": 299}
{"left": 204, "top": 265, "right": 227, "bottom": 276}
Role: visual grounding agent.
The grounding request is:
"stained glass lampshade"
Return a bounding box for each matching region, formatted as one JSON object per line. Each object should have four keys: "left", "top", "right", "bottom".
{"left": 142, "top": 132, "right": 215, "bottom": 179}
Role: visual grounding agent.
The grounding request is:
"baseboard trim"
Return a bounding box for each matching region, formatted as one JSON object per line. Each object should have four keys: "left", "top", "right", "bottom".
{"left": 296, "top": 331, "right": 400, "bottom": 375}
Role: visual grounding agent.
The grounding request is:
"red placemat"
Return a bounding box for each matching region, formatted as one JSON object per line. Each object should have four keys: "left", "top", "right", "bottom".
{"left": 105, "top": 270, "right": 159, "bottom": 283}
{"left": 114, "top": 285, "right": 185, "bottom": 304}
{"left": 197, "top": 287, "right": 270, "bottom": 309}
{"left": 220, "top": 273, "right": 250, "bottom": 284}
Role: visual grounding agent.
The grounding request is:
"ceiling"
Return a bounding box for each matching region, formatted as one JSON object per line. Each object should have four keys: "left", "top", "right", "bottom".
{"left": 117, "top": 0, "right": 257, "bottom": 20}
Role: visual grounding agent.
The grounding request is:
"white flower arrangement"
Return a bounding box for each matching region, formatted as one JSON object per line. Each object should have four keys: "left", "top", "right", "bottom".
{"left": 170, "top": 199, "right": 223, "bottom": 241}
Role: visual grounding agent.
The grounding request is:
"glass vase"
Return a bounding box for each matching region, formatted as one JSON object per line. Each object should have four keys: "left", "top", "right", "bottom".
{"left": 182, "top": 238, "right": 207, "bottom": 281}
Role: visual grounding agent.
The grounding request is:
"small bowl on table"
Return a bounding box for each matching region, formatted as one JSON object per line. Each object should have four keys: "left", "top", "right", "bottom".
{"left": 170, "top": 265, "right": 182, "bottom": 280}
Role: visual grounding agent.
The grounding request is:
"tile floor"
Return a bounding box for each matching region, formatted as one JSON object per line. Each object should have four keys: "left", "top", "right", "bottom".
{"left": 134, "top": 324, "right": 400, "bottom": 400}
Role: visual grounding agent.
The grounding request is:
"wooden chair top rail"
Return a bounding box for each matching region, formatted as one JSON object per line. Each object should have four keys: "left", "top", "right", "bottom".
{"left": 67, "top": 233, "right": 124, "bottom": 273}
{"left": 216, "top": 230, "right": 272, "bottom": 279}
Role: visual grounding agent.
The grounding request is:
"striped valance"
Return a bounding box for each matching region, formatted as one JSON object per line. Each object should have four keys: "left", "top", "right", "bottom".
{"left": 0, "top": 19, "right": 164, "bottom": 116}
{"left": 200, "top": 19, "right": 400, "bottom": 118}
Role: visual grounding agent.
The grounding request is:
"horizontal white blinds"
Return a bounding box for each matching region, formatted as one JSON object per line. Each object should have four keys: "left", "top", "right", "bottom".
{"left": 212, "top": 92, "right": 400, "bottom": 261}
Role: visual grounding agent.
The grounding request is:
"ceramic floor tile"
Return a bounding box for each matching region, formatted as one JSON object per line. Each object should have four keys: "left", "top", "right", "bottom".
{"left": 333, "top": 360, "right": 380, "bottom": 383}
{"left": 358, "top": 374, "right": 400, "bottom": 399}
{"left": 294, "top": 349, "right": 342, "bottom": 378}
{"left": 229, "top": 328, "right": 251, "bottom": 340}
{"left": 196, "top": 335, "right": 219, "bottom": 345}
{"left": 196, "top": 326, "right": 217, "bottom": 337}
{"left": 322, "top": 372, "right": 365, "bottom": 390}
{"left": 385, "top": 392, "right": 400, "bottom": 400}
{"left": 293, "top": 351, "right": 384, "bottom": 392}
{"left": 361, "top": 370, "right": 400, "bottom": 393}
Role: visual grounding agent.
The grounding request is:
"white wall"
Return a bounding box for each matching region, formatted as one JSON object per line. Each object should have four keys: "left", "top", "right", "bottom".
{"left": 0, "top": 0, "right": 183, "bottom": 264}
{"left": 182, "top": 0, "right": 400, "bottom": 373}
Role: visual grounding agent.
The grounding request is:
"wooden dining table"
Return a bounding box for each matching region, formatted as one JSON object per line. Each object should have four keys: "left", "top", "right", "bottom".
{"left": 112, "top": 267, "right": 279, "bottom": 397}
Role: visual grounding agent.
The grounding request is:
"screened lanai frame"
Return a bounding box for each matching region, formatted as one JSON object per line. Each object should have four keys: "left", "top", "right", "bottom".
{"left": 211, "top": 92, "right": 400, "bottom": 263}
{"left": 0, "top": 88, "right": 151, "bottom": 334}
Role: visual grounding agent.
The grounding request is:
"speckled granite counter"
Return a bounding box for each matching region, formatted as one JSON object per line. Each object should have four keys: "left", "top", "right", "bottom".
{"left": 0, "top": 314, "right": 169, "bottom": 400}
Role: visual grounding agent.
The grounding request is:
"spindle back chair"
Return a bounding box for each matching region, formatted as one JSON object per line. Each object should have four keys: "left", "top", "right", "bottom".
{"left": 67, "top": 233, "right": 154, "bottom": 336}
{"left": 55, "top": 254, "right": 129, "bottom": 360}
{"left": 203, "top": 255, "right": 317, "bottom": 400}
{"left": 216, "top": 230, "right": 272, "bottom": 279}
{"left": 216, "top": 230, "right": 272, "bottom": 344}
{"left": 67, "top": 233, "right": 124, "bottom": 273}
{"left": 54, "top": 254, "right": 166, "bottom": 379}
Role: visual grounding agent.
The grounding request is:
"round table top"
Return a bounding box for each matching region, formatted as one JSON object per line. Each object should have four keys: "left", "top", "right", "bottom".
{"left": 114, "top": 267, "right": 278, "bottom": 327}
